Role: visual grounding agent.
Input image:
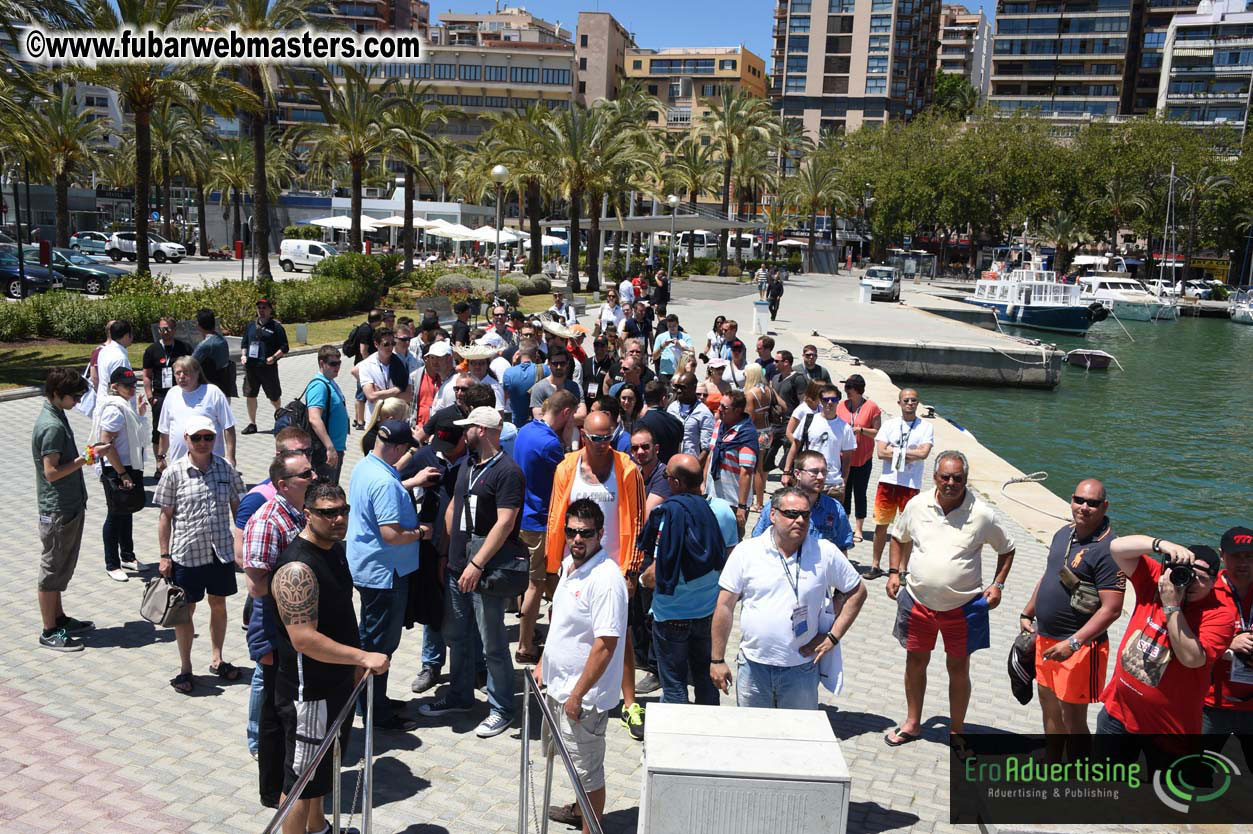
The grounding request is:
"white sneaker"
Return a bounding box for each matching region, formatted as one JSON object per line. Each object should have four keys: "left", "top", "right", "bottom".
{"left": 475, "top": 711, "right": 513, "bottom": 738}
{"left": 106, "top": 568, "right": 129, "bottom": 582}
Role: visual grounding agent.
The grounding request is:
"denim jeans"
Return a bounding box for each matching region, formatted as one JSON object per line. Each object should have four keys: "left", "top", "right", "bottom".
{"left": 735, "top": 654, "right": 819, "bottom": 709}
{"left": 422, "top": 623, "right": 486, "bottom": 675}
{"left": 247, "top": 663, "right": 264, "bottom": 753}
{"left": 357, "top": 579, "right": 409, "bottom": 721}
{"left": 652, "top": 615, "right": 719, "bottom": 705}
{"left": 101, "top": 510, "right": 134, "bottom": 571}
{"left": 444, "top": 573, "right": 514, "bottom": 718}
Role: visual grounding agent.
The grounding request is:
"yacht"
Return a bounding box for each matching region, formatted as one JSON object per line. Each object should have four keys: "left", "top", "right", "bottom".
{"left": 1230, "top": 290, "right": 1253, "bottom": 325}
{"left": 1079, "top": 275, "right": 1179, "bottom": 322}
{"left": 970, "top": 260, "right": 1107, "bottom": 335}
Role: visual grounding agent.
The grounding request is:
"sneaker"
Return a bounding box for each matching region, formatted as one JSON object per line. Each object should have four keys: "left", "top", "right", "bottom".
{"left": 119, "top": 557, "right": 141, "bottom": 572}
{"left": 410, "top": 666, "right": 439, "bottom": 694}
{"left": 548, "top": 802, "right": 583, "bottom": 828}
{"left": 106, "top": 568, "right": 129, "bottom": 583}
{"left": 39, "top": 628, "right": 84, "bottom": 652}
{"left": 634, "top": 672, "right": 661, "bottom": 695}
{"left": 474, "top": 711, "right": 513, "bottom": 738}
{"left": 374, "top": 714, "right": 420, "bottom": 732}
{"left": 57, "top": 615, "right": 95, "bottom": 634}
{"left": 622, "top": 702, "right": 645, "bottom": 741}
{"left": 241, "top": 423, "right": 258, "bottom": 435}
{"left": 418, "top": 696, "right": 475, "bottom": 718}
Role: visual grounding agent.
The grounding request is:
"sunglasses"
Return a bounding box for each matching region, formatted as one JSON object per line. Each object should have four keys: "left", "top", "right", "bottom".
{"left": 901, "top": 398, "right": 919, "bottom": 404}
{"left": 585, "top": 433, "right": 614, "bottom": 444}
{"left": 798, "top": 468, "right": 827, "bottom": 477}
{"left": 396, "top": 336, "right": 412, "bottom": 342}
{"left": 803, "top": 354, "right": 816, "bottom": 359}
{"left": 564, "top": 527, "right": 600, "bottom": 539}
{"left": 378, "top": 341, "right": 394, "bottom": 348}
{"left": 287, "top": 468, "right": 316, "bottom": 480}
{"left": 454, "top": 387, "right": 472, "bottom": 394}
{"left": 324, "top": 359, "right": 341, "bottom": 367}
{"left": 631, "top": 443, "right": 653, "bottom": 451}
{"left": 189, "top": 433, "right": 215, "bottom": 443}
{"left": 821, "top": 396, "right": 840, "bottom": 403}
{"left": 1071, "top": 495, "right": 1105, "bottom": 508}
{"left": 308, "top": 505, "right": 350, "bottom": 518}
{"left": 550, "top": 362, "right": 569, "bottom": 369}
{"left": 938, "top": 473, "right": 966, "bottom": 482}
{"left": 776, "top": 508, "right": 811, "bottom": 521}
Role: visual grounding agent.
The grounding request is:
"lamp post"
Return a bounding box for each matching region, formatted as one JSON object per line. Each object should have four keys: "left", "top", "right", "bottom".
{"left": 491, "top": 164, "right": 509, "bottom": 300}
{"left": 666, "top": 194, "right": 680, "bottom": 283}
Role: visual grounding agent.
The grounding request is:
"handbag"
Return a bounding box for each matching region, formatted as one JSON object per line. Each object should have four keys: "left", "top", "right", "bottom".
{"left": 102, "top": 467, "right": 146, "bottom": 514}
{"left": 140, "top": 577, "right": 191, "bottom": 627}
{"left": 468, "top": 535, "right": 529, "bottom": 599}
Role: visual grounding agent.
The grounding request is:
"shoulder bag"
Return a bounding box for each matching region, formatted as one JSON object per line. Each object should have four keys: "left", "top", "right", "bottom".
{"left": 102, "top": 466, "right": 146, "bottom": 514}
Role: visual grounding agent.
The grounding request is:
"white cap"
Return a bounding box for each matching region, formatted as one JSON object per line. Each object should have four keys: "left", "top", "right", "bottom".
{"left": 453, "top": 406, "right": 503, "bottom": 429}
{"left": 426, "top": 340, "right": 452, "bottom": 358}
{"left": 184, "top": 415, "right": 217, "bottom": 436}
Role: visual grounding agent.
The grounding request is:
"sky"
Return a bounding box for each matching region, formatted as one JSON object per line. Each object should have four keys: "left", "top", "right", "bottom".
{"left": 430, "top": 0, "right": 997, "bottom": 61}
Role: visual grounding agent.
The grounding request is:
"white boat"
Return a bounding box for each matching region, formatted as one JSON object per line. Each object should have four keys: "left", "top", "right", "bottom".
{"left": 970, "top": 259, "right": 1105, "bottom": 335}
{"left": 1079, "top": 275, "right": 1179, "bottom": 322}
{"left": 1231, "top": 290, "right": 1253, "bottom": 325}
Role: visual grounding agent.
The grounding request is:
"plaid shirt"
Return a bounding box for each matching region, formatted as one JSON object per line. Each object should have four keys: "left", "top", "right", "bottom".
{"left": 154, "top": 455, "right": 245, "bottom": 567}
{"left": 242, "top": 493, "right": 305, "bottom": 572}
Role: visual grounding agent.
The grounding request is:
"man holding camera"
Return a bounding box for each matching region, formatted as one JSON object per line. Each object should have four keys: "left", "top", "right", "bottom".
{"left": 1203, "top": 526, "right": 1253, "bottom": 761}
{"left": 1098, "top": 535, "right": 1236, "bottom": 736}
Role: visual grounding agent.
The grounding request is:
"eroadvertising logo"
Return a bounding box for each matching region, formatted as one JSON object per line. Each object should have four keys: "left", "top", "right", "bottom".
{"left": 1152, "top": 750, "right": 1240, "bottom": 813}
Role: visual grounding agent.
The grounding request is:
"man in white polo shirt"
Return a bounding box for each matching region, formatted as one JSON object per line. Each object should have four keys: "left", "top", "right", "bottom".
{"left": 884, "top": 450, "right": 1016, "bottom": 747}
{"left": 535, "top": 498, "right": 628, "bottom": 834}
{"left": 868, "top": 388, "right": 934, "bottom": 580}
{"left": 711, "top": 486, "right": 867, "bottom": 710}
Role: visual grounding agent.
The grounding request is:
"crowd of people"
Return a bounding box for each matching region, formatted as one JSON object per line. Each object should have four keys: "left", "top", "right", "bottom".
{"left": 29, "top": 276, "right": 1253, "bottom": 833}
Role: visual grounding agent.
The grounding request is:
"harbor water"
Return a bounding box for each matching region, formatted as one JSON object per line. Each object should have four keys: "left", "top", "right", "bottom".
{"left": 928, "top": 315, "right": 1253, "bottom": 544}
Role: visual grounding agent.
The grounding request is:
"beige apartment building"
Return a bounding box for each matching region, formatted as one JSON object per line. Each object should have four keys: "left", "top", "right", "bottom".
{"left": 575, "top": 12, "right": 637, "bottom": 103}
{"left": 936, "top": 5, "right": 992, "bottom": 95}
{"left": 623, "top": 45, "right": 768, "bottom": 131}
{"left": 770, "top": 0, "right": 942, "bottom": 137}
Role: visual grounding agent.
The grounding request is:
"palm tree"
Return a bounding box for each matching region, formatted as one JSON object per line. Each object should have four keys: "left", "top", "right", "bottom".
{"left": 932, "top": 71, "right": 980, "bottom": 119}
{"left": 174, "top": 102, "right": 219, "bottom": 255}
{"left": 699, "top": 87, "right": 777, "bottom": 274}
{"left": 384, "top": 81, "right": 452, "bottom": 276}
{"left": 1179, "top": 167, "right": 1232, "bottom": 275}
{"left": 487, "top": 104, "right": 555, "bottom": 274}
{"left": 94, "top": 141, "right": 136, "bottom": 190}
{"left": 784, "top": 154, "right": 843, "bottom": 273}
{"left": 1036, "top": 209, "right": 1090, "bottom": 275}
{"left": 26, "top": 89, "right": 103, "bottom": 247}
{"left": 212, "top": 138, "right": 253, "bottom": 251}
{"left": 149, "top": 100, "right": 186, "bottom": 240}
{"left": 669, "top": 135, "right": 719, "bottom": 262}
{"left": 538, "top": 106, "right": 598, "bottom": 292}
{"left": 1087, "top": 176, "right": 1148, "bottom": 251}
{"left": 762, "top": 202, "right": 789, "bottom": 262}
{"left": 774, "top": 115, "right": 813, "bottom": 181}
{"left": 731, "top": 141, "right": 774, "bottom": 266}
{"left": 305, "top": 67, "right": 398, "bottom": 252}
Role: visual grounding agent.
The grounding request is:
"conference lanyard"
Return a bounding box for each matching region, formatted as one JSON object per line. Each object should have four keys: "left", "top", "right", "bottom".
{"left": 1226, "top": 575, "right": 1251, "bottom": 631}
{"left": 464, "top": 451, "right": 503, "bottom": 532}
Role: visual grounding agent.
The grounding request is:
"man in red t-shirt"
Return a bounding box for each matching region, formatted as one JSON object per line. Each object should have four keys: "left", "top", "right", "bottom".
{"left": 1098, "top": 536, "right": 1235, "bottom": 741}
{"left": 1203, "top": 526, "right": 1253, "bottom": 763}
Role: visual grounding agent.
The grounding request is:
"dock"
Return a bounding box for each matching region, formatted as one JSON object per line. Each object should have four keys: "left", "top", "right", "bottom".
{"left": 1176, "top": 297, "right": 1232, "bottom": 317}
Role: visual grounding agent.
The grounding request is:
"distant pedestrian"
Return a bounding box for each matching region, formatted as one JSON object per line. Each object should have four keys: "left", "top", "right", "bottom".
{"left": 782, "top": 383, "right": 856, "bottom": 502}
{"left": 304, "top": 346, "right": 349, "bottom": 485}
{"left": 651, "top": 268, "right": 671, "bottom": 317}
{"left": 547, "top": 291, "right": 578, "bottom": 326}
{"left": 799, "top": 344, "right": 832, "bottom": 384}
{"left": 636, "top": 381, "right": 683, "bottom": 464}
{"left": 90, "top": 367, "right": 147, "bottom": 582}
{"left": 355, "top": 326, "right": 413, "bottom": 425}
{"left": 756, "top": 265, "right": 770, "bottom": 300}
{"left": 835, "top": 374, "right": 881, "bottom": 544}
{"left": 192, "top": 308, "right": 233, "bottom": 398}
{"left": 704, "top": 390, "right": 758, "bottom": 537}
{"left": 650, "top": 315, "right": 691, "bottom": 385}
{"left": 530, "top": 347, "right": 584, "bottom": 424}
{"left": 868, "top": 388, "right": 934, "bottom": 579}
{"left": 503, "top": 340, "right": 543, "bottom": 427}
{"left": 94, "top": 319, "right": 135, "bottom": 409}
{"left": 767, "top": 273, "right": 784, "bottom": 320}
{"left": 142, "top": 315, "right": 191, "bottom": 473}
{"left": 240, "top": 299, "right": 288, "bottom": 435}
{"left": 594, "top": 291, "right": 625, "bottom": 339}
{"left": 884, "top": 451, "right": 1015, "bottom": 746}
{"left": 665, "top": 372, "right": 715, "bottom": 465}
{"left": 32, "top": 368, "right": 97, "bottom": 652}
{"left": 155, "top": 415, "right": 247, "bottom": 693}
{"left": 450, "top": 301, "right": 472, "bottom": 347}
{"left": 755, "top": 449, "right": 855, "bottom": 552}
{"left": 347, "top": 308, "right": 384, "bottom": 430}
{"left": 158, "top": 356, "right": 236, "bottom": 467}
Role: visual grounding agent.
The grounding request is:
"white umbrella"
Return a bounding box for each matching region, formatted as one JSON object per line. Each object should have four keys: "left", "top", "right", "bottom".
{"left": 309, "top": 215, "right": 379, "bottom": 231}
{"left": 425, "top": 221, "right": 477, "bottom": 241}
{"left": 521, "top": 233, "right": 566, "bottom": 248}
{"left": 471, "top": 225, "right": 521, "bottom": 243}
{"left": 374, "top": 215, "right": 438, "bottom": 229}
{"left": 777, "top": 238, "right": 808, "bottom": 248}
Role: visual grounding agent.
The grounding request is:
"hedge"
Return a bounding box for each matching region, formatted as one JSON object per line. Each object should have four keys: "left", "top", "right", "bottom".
{"left": 283, "top": 225, "right": 324, "bottom": 240}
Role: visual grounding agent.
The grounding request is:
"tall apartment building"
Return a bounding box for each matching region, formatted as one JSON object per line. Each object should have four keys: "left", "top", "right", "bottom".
{"left": 769, "top": 0, "right": 943, "bottom": 137}
{"left": 575, "top": 12, "right": 636, "bottom": 103}
{"left": 1134, "top": 0, "right": 1199, "bottom": 113}
{"left": 937, "top": 5, "right": 993, "bottom": 94}
{"left": 623, "top": 46, "right": 767, "bottom": 131}
{"left": 1157, "top": 0, "right": 1253, "bottom": 129}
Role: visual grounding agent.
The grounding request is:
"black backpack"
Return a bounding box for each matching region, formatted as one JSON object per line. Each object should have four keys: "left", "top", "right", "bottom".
{"left": 342, "top": 323, "right": 363, "bottom": 358}
{"left": 273, "top": 378, "right": 331, "bottom": 466}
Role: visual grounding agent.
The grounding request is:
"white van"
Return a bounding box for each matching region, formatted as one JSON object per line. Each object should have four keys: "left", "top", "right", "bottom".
{"left": 279, "top": 239, "right": 338, "bottom": 272}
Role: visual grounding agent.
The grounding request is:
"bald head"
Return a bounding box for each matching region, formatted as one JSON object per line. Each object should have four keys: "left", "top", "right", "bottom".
{"left": 584, "top": 410, "right": 613, "bottom": 436}
{"left": 675, "top": 372, "right": 698, "bottom": 404}
{"left": 1075, "top": 478, "right": 1106, "bottom": 501}
{"left": 666, "top": 454, "right": 703, "bottom": 493}
{"left": 1070, "top": 477, "right": 1108, "bottom": 533}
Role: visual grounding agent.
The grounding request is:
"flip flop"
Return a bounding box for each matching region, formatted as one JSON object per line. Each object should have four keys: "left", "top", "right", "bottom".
{"left": 884, "top": 727, "right": 921, "bottom": 747}
{"left": 852, "top": 533, "right": 864, "bottom": 543}
{"left": 170, "top": 672, "right": 194, "bottom": 694}
{"left": 865, "top": 567, "right": 886, "bottom": 580}
{"left": 208, "top": 661, "right": 242, "bottom": 681}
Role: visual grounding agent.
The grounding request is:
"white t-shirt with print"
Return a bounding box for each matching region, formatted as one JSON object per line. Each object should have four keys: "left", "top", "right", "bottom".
{"left": 878, "top": 416, "right": 935, "bottom": 490}
{"left": 569, "top": 461, "right": 620, "bottom": 564}
{"left": 791, "top": 413, "right": 857, "bottom": 488}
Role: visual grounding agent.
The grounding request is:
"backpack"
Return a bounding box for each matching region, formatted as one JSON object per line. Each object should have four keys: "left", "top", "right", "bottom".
{"left": 273, "top": 378, "right": 331, "bottom": 466}
{"left": 342, "top": 324, "right": 360, "bottom": 358}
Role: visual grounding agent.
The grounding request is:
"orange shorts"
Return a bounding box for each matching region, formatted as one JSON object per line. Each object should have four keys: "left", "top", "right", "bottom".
{"left": 873, "top": 482, "right": 918, "bottom": 526}
{"left": 1035, "top": 635, "right": 1109, "bottom": 704}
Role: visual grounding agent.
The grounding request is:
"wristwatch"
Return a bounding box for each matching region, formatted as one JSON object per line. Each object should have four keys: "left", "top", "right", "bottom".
{"left": 1067, "top": 636, "right": 1083, "bottom": 652}
{"left": 991, "top": 581, "right": 1006, "bottom": 590}
{"left": 1163, "top": 605, "right": 1182, "bottom": 617}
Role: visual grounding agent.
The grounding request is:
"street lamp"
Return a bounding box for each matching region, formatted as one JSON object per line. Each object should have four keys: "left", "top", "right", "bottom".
{"left": 666, "top": 194, "right": 680, "bottom": 284}
{"left": 491, "top": 164, "right": 509, "bottom": 300}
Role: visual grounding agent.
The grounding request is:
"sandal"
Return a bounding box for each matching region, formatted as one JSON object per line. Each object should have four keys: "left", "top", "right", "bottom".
{"left": 170, "top": 672, "right": 194, "bottom": 694}
{"left": 884, "top": 727, "right": 921, "bottom": 747}
{"left": 865, "top": 567, "right": 886, "bottom": 580}
{"left": 208, "top": 661, "right": 242, "bottom": 681}
{"left": 749, "top": 504, "right": 764, "bottom": 513}
{"left": 852, "top": 533, "right": 864, "bottom": 544}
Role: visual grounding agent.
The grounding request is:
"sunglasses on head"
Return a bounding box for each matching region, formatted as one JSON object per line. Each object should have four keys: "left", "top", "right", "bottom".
{"left": 308, "top": 504, "right": 350, "bottom": 518}
{"left": 1071, "top": 495, "right": 1104, "bottom": 508}
{"left": 189, "top": 433, "right": 215, "bottom": 443}
{"left": 287, "top": 447, "right": 313, "bottom": 458}
{"left": 287, "top": 468, "right": 316, "bottom": 480}
{"left": 565, "top": 527, "right": 599, "bottom": 539}
{"left": 776, "top": 508, "right": 811, "bottom": 521}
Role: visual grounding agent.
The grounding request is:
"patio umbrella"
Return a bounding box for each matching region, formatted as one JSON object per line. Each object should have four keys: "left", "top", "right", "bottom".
{"left": 309, "top": 215, "right": 380, "bottom": 231}
{"left": 777, "top": 238, "right": 808, "bottom": 248}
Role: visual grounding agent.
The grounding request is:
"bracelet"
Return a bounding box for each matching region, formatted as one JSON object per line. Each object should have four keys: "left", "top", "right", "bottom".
{"left": 1152, "top": 538, "right": 1163, "bottom": 554}
{"left": 991, "top": 581, "right": 1006, "bottom": 590}
{"left": 160, "top": 553, "right": 171, "bottom": 560}
{"left": 711, "top": 658, "right": 726, "bottom": 664}
{"left": 887, "top": 568, "right": 899, "bottom": 575}
{"left": 1020, "top": 612, "right": 1034, "bottom": 620}
{"left": 825, "top": 632, "right": 839, "bottom": 646}
{"left": 1163, "top": 605, "right": 1182, "bottom": 616}
{"left": 470, "top": 560, "right": 485, "bottom": 570}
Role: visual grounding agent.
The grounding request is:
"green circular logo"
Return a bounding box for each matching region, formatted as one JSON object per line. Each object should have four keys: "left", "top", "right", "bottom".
{"left": 1153, "top": 751, "right": 1240, "bottom": 813}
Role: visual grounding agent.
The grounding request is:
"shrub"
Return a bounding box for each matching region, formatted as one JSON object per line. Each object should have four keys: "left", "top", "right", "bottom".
{"left": 108, "top": 271, "right": 173, "bottom": 296}
{"left": 312, "top": 252, "right": 385, "bottom": 299}
{"left": 0, "top": 300, "right": 41, "bottom": 341}
{"left": 433, "top": 273, "right": 474, "bottom": 296}
{"left": 470, "top": 279, "right": 519, "bottom": 308}
{"left": 272, "top": 278, "right": 372, "bottom": 323}
{"left": 283, "top": 225, "right": 324, "bottom": 240}
{"left": 374, "top": 253, "right": 404, "bottom": 292}
{"left": 726, "top": 265, "right": 743, "bottom": 278}
{"left": 527, "top": 274, "right": 551, "bottom": 294}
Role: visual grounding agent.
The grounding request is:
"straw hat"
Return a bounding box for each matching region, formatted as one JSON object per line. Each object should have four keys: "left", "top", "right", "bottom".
{"left": 542, "top": 320, "right": 575, "bottom": 340}
{"left": 457, "top": 343, "right": 498, "bottom": 361}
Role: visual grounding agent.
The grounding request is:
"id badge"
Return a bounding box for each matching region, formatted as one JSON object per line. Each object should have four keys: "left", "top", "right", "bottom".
{"left": 466, "top": 495, "right": 478, "bottom": 533}
{"left": 587, "top": 381, "right": 599, "bottom": 398}
{"left": 1232, "top": 658, "right": 1253, "bottom": 685}
{"left": 161, "top": 367, "right": 174, "bottom": 389}
{"left": 791, "top": 605, "right": 808, "bottom": 638}
{"left": 892, "top": 446, "right": 908, "bottom": 472}
{"left": 247, "top": 342, "right": 261, "bottom": 360}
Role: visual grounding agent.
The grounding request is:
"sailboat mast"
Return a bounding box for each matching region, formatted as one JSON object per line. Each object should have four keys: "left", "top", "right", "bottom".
{"left": 1159, "top": 163, "right": 1175, "bottom": 284}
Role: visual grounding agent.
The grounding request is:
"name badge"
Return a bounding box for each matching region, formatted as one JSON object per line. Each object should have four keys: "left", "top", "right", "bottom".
{"left": 465, "top": 495, "right": 478, "bottom": 532}
{"left": 247, "top": 343, "right": 261, "bottom": 360}
{"left": 161, "top": 367, "right": 174, "bottom": 389}
{"left": 587, "top": 382, "right": 599, "bottom": 398}
{"left": 792, "top": 604, "right": 808, "bottom": 638}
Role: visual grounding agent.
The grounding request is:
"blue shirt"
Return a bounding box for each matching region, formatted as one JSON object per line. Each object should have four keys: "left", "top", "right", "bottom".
{"left": 650, "top": 495, "right": 740, "bottom": 622}
{"left": 652, "top": 330, "right": 693, "bottom": 376}
{"left": 502, "top": 362, "right": 541, "bottom": 426}
{"left": 346, "top": 453, "right": 420, "bottom": 589}
{"left": 235, "top": 480, "right": 275, "bottom": 530}
{"left": 751, "top": 493, "right": 854, "bottom": 551}
{"left": 304, "top": 373, "right": 349, "bottom": 452}
{"left": 513, "top": 420, "right": 564, "bottom": 532}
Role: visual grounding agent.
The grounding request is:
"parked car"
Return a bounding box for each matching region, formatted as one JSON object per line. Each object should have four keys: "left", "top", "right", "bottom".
{"left": 1145, "top": 279, "right": 1179, "bottom": 298}
{"left": 862, "top": 265, "right": 902, "bottom": 301}
{"left": 107, "top": 231, "right": 186, "bottom": 263}
{"left": 279, "top": 238, "right": 337, "bottom": 272}
{"left": 1175, "top": 279, "right": 1213, "bottom": 300}
{"left": 48, "top": 247, "right": 127, "bottom": 294}
{"left": 70, "top": 231, "right": 110, "bottom": 255}
{"left": 0, "top": 246, "right": 62, "bottom": 298}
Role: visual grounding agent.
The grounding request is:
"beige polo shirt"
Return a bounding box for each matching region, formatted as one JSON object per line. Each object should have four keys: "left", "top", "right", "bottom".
{"left": 892, "top": 489, "right": 1015, "bottom": 612}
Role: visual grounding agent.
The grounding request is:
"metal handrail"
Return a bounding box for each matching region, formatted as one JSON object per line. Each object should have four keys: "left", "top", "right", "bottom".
{"left": 518, "top": 671, "right": 606, "bottom": 834}
{"left": 262, "top": 673, "right": 375, "bottom": 834}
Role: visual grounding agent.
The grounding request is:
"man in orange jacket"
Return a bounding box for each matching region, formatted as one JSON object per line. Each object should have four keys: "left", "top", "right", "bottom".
{"left": 546, "top": 410, "right": 648, "bottom": 741}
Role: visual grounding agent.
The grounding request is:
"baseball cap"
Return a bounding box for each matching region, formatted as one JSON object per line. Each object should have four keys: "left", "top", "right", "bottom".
{"left": 1187, "top": 544, "right": 1222, "bottom": 576}
{"left": 426, "top": 406, "right": 467, "bottom": 455}
{"left": 110, "top": 367, "right": 138, "bottom": 385}
{"left": 454, "top": 301, "right": 470, "bottom": 314}
{"left": 377, "top": 419, "right": 418, "bottom": 447}
{"left": 425, "top": 340, "right": 453, "bottom": 358}
{"left": 453, "top": 406, "right": 503, "bottom": 430}
{"left": 184, "top": 415, "right": 217, "bottom": 437}
{"left": 1221, "top": 526, "right": 1253, "bottom": 555}
{"left": 707, "top": 358, "right": 728, "bottom": 369}
{"left": 727, "top": 339, "right": 746, "bottom": 352}
{"left": 256, "top": 298, "right": 271, "bottom": 307}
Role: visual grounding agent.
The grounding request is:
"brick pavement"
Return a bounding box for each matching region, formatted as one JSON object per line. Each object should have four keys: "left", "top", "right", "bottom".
{"left": 0, "top": 283, "right": 1138, "bottom": 834}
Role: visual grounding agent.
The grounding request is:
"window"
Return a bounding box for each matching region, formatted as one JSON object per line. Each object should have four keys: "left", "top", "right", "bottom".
{"left": 829, "top": 0, "right": 855, "bottom": 12}
{"left": 412, "top": 63, "right": 430, "bottom": 78}
{"left": 542, "top": 68, "right": 571, "bottom": 85}
{"left": 832, "top": 16, "right": 854, "bottom": 33}
{"left": 701, "top": 83, "right": 717, "bottom": 96}
{"left": 870, "top": 14, "right": 891, "bottom": 32}
{"left": 633, "top": 59, "right": 642, "bottom": 69}
{"left": 485, "top": 96, "right": 509, "bottom": 108}
{"left": 433, "top": 63, "right": 455, "bottom": 79}
{"left": 647, "top": 84, "right": 658, "bottom": 94}
{"left": 823, "top": 75, "right": 849, "bottom": 93}
{"left": 791, "top": 0, "right": 812, "bottom": 9}
{"left": 510, "top": 66, "right": 540, "bottom": 83}
{"left": 824, "top": 55, "right": 850, "bottom": 73}
{"left": 865, "top": 77, "right": 887, "bottom": 93}
{"left": 872, "top": 0, "right": 891, "bottom": 10}
{"left": 512, "top": 97, "right": 537, "bottom": 108}
{"left": 650, "top": 58, "right": 716, "bottom": 74}
{"left": 461, "top": 95, "right": 482, "bottom": 107}
{"left": 788, "top": 35, "right": 809, "bottom": 53}
{"left": 826, "top": 35, "right": 852, "bottom": 53}
{"left": 668, "top": 82, "right": 681, "bottom": 99}
{"left": 579, "top": 57, "right": 587, "bottom": 70}
{"left": 869, "top": 35, "right": 890, "bottom": 51}
{"left": 580, "top": 34, "right": 588, "bottom": 47}
{"left": 785, "top": 76, "right": 806, "bottom": 92}
{"left": 485, "top": 64, "right": 507, "bottom": 81}
{"left": 787, "top": 55, "right": 808, "bottom": 73}
{"left": 437, "top": 94, "right": 457, "bottom": 105}
{"left": 578, "top": 81, "right": 587, "bottom": 94}
{"left": 719, "top": 59, "right": 737, "bottom": 70}
{"left": 790, "top": 15, "right": 811, "bottom": 32}
{"left": 459, "top": 64, "right": 480, "bottom": 80}
{"left": 867, "top": 56, "right": 888, "bottom": 73}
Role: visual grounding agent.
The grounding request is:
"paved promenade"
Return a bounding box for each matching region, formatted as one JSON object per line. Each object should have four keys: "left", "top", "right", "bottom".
{"left": 0, "top": 274, "right": 1127, "bottom": 833}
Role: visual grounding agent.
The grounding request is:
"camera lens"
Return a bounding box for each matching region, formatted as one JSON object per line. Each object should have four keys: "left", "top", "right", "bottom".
{"left": 1169, "top": 563, "right": 1195, "bottom": 588}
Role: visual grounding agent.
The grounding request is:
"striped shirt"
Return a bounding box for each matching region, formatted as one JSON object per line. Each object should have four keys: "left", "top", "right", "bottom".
{"left": 242, "top": 493, "right": 306, "bottom": 572}
{"left": 154, "top": 455, "right": 245, "bottom": 567}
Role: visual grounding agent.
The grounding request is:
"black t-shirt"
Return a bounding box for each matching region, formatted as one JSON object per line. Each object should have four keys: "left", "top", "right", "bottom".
{"left": 623, "top": 317, "right": 653, "bottom": 344}
{"left": 1036, "top": 519, "right": 1123, "bottom": 641}
{"left": 451, "top": 320, "right": 471, "bottom": 346}
{"left": 802, "top": 363, "right": 833, "bottom": 384}
{"left": 142, "top": 338, "right": 192, "bottom": 397}
{"left": 637, "top": 409, "right": 683, "bottom": 463}
{"left": 758, "top": 356, "right": 778, "bottom": 382}
{"left": 243, "top": 318, "right": 289, "bottom": 364}
{"left": 266, "top": 536, "right": 360, "bottom": 700}
{"left": 350, "top": 322, "right": 375, "bottom": 365}
{"left": 642, "top": 460, "right": 672, "bottom": 501}
{"left": 448, "top": 452, "right": 526, "bottom": 574}
{"left": 582, "top": 355, "right": 619, "bottom": 405}
{"left": 772, "top": 371, "right": 807, "bottom": 414}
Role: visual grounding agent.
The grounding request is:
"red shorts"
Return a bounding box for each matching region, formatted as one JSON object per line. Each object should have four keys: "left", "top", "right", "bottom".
{"left": 874, "top": 482, "right": 919, "bottom": 526}
{"left": 892, "top": 588, "right": 990, "bottom": 657}
{"left": 1035, "top": 635, "right": 1109, "bottom": 704}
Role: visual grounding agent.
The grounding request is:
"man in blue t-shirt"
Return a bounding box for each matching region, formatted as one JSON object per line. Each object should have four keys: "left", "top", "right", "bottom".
{"left": 502, "top": 340, "right": 544, "bottom": 427}
{"left": 752, "top": 449, "right": 855, "bottom": 553}
{"left": 304, "top": 346, "right": 350, "bottom": 485}
{"left": 512, "top": 390, "right": 578, "bottom": 663}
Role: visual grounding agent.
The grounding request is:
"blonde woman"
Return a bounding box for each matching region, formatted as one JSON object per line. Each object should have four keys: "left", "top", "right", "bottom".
{"left": 742, "top": 364, "right": 776, "bottom": 512}
{"left": 359, "top": 396, "right": 410, "bottom": 456}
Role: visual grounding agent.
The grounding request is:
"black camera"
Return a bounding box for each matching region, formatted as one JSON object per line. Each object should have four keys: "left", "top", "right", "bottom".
{"left": 1168, "top": 562, "right": 1195, "bottom": 588}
